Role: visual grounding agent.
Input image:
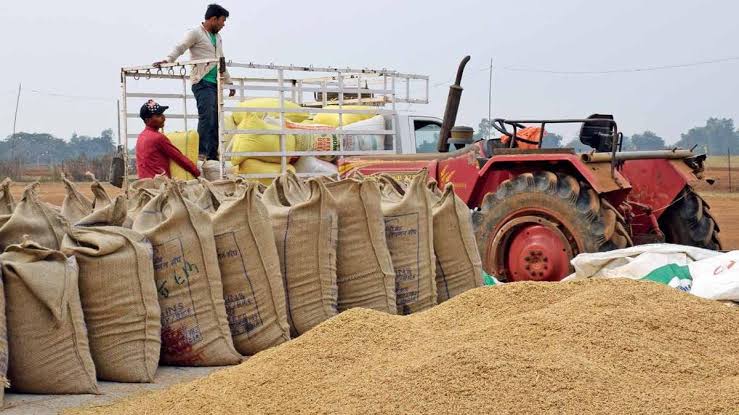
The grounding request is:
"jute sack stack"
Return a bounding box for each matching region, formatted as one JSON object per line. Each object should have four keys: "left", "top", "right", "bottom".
{"left": 0, "top": 268, "right": 8, "bottom": 406}
{"left": 0, "top": 178, "right": 15, "bottom": 216}
{"left": 428, "top": 183, "right": 483, "bottom": 302}
{"left": 62, "top": 196, "right": 161, "bottom": 382}
{"left": 0, "top": 183, "right": 68, "bottom": 252}
{"left": 377, "top": 171, "right": 437, "bottom": 315}
{"left": 212, "top": 183, "right": 291, "bottom": 354}
{"left": 0, "top": 241, "right": 98, "bottom": 394}
{"left": 262, "top": 176, "right": 338, "bottom": 336}
{"left": 133, "top": 182, "right": 242, "bottom": 366}
{"left": 324, "top": 178, "right": 396, "bottom": 314}
{"left": 61, "top": 175, "right": 94, "bottom": 224}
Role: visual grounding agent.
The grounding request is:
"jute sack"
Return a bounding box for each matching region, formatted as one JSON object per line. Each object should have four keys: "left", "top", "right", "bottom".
{"left": 61, "top": 196, "right": 161, "bottom": 382}
{"left": 133, "top": 182, "right": 242, "bottom": 366}
{"left": 123, "top": 188, "right": 158, "bottom": 229}
{"left": 90, "top": 175, "right": 113, "bottom": 210}
{"left": 262, "top": 176, "right": 338, "bottom": 336}
{"left": 77, "top": 195, "right": 128, "bottom": 228}
{"left": 324, "top": 178, "right": 396, "bottom": 314}
{"left": 130, "top": 175, "right": 168, "bottom": 192}
{"left": 61, "top": 175, "right": 94, "bottom": 224}
{"left": 429, "top": 183, "right": 483, "bottom": 302}
{"left": 179, "top": 179, "right": 205, "bottom": 203}
{"left": 191, "top": 182, "right": 221, "bottom": 214}
{"left": 204, "top": 178, "right": 241, "bottom": 203}
{"left": 0, "top": 178, "right": 15, "bottom": 215}
{"left": 0, "top": 241, "right": 98, "bottom": 394}
{"left": 0, "top": 183, "right": 68, "bottom": 252}
{"left": 212, "top": 183, "right": 290, "bottom": 354}
{"left": 378, "top": 171, "right": 437, "bottom": 315}
{"left": 0, "top": 267, "right": 8, "bottom": 406}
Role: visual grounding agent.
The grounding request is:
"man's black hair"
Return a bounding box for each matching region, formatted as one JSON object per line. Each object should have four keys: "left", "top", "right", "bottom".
{"left": 205, "top": 4, "right": 229, "bottom": 20}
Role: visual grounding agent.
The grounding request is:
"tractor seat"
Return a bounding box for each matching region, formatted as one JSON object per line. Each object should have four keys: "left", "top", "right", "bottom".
{"left": 579, "top": 114, "right": 616, "bottom": 152}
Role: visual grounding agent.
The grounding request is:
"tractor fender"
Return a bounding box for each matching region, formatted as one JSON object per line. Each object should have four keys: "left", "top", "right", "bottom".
{"left": 619, "top": 158, "right": 699, "bottom": 220}
{"left": 471, "top": 154, "right": 631, "bottom": 207}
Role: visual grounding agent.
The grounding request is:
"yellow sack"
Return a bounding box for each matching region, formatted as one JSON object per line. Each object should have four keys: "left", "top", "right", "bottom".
{"left": 312, "top": 105, "right": 376, "bottom": 127}
{"left": 165, "top": 130, "right": 199, "bottom": 181}
{"left": 224, "top": 112, "right": 236, "bottom": 151}
{"left": 231, "top": 118, "right": 296, "bottom": 165}
{"left": 232, "top": 98, "right": 309, "bottom": 124}
{"left": 238, "top": 159, "right": 296, "bottom": 185}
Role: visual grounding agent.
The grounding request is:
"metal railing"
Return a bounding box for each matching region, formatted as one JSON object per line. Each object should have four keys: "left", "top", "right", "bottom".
{"left": 121, "top": 59, "right": 429, "bottom": 185}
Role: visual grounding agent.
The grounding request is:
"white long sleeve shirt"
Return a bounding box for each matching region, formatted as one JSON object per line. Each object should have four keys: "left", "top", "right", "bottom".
{"left": 165, "top": 24, "right": 232, "bottom": 85}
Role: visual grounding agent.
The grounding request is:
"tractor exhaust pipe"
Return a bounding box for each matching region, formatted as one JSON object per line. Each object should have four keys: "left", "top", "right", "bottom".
{"left": 581, "top": 149, "right": 694, "bottom": 163}
{"left": 437, "top": 56, "right": 471, "bottom": 153}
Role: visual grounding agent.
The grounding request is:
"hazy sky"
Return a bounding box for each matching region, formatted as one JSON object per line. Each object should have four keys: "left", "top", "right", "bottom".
{"left": 1, "top": 0, "right": 738, "bottom": 144}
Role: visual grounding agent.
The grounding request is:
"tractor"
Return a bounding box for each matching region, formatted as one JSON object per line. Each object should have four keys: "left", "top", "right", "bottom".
{"left": 338, "top": 57, "right": 721, "bottom": 282}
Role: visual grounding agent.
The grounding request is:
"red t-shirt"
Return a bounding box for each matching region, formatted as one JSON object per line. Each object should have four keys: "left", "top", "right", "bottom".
{"left": 135, "top": 126, "right": 200, "bottom": 179}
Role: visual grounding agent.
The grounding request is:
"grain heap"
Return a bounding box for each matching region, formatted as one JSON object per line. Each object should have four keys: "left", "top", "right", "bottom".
{"left": 68, "top": 279, "right": 739, "bottom": 415}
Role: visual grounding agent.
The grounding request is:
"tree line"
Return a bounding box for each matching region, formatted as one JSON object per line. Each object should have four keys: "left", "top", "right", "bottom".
{"left": 473, "top": 117, "right": 739, "bottom": 154}
{"left": 0, "top": 129, "right": 116, "bottom": 164}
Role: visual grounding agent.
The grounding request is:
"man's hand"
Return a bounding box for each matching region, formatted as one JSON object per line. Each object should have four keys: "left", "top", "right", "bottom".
{"left": 152, "top": 60, "right": 168, "bottom": 67}
{"left": 229, "top": 89, "right": 236, "bottom": 97}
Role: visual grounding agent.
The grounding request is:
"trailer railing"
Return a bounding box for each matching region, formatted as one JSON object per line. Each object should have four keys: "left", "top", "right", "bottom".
{"left": 121, "top": 59, "right": 429, "bottom": 187}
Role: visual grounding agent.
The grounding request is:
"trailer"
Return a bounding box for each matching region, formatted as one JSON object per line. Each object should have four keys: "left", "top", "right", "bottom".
{"left": 120, "top": 58, "right": 430, "bottom": 186}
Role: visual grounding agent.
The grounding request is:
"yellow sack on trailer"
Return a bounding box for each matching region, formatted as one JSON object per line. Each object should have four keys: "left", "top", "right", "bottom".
{"left": 238, "top": 159, "right": 295, "bottom": 186}
{"left": 231, "top": 118, "right": 296, "bottom": 165}
{"left": 232, "top": 98, "right": 309, "bottom": 124}
{"left": 312, "top": 105, "right": 376, "bottom": 127}
{"left": 165, "top": 130, "right": 199, "bottom": 181}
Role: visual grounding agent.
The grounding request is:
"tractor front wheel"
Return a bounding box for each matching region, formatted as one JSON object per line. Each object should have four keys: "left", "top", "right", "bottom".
{"left": 472, "top": 171, "right": 631, "bottom": 282}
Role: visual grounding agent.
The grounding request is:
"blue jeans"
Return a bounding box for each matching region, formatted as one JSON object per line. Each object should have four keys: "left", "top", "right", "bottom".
{"left": 192, "top": 80, "right": 218, "bottom": 160}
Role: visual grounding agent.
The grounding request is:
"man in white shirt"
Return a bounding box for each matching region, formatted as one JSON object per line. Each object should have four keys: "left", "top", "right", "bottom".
{"left": 154, "top": 4, "right": 236, "bottom": 161}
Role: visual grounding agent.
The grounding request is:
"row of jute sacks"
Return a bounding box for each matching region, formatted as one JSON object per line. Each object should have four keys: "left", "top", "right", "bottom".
{"left": 0, "top": 170, "right": 482, "bottom": 399}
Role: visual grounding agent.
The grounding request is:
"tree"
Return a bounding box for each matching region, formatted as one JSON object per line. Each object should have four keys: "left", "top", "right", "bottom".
{"left": 541, "top": 133, "right": 563, "bottom": 148}
{"left": 630, "top": 131, "right": 665, "bottom": 150}
{"left": 472, "top": 118, "right": 494, "bottom": 140}
{"left": 676, "top": 118, "right": 738, "bottom": 155}
{"left": 620, "top": 136, "right": 636, "bottom": 151}
{"left": 563, "top": 138, "right": 591, "bottom": 152}
{"left": 0, "top": 129, "right": 115, "bottom": 163}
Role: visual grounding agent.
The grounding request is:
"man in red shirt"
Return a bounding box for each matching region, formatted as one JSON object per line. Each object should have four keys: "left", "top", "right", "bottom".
{"left": 136, "top": 99, "right": 200, "bottom": 179}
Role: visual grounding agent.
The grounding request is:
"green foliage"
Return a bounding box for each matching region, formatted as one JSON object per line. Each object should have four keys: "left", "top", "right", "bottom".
{"left": 630, "top": 131, "right": 665, "bottom": 150}
{"left": 0, "top": 129, "right": 115, "bottom": 163}
{"left": 676, "top": 118, "right": 738, "bottom": 155}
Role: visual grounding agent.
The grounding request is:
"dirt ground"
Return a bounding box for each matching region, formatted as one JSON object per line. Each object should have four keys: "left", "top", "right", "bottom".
{"left": 6, "top": 181, "right": 738, "bottom": 250}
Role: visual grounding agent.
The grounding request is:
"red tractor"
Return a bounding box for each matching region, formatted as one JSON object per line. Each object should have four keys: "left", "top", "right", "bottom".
{"left": 339, "top": 59, "right": 721, "bottom": 282}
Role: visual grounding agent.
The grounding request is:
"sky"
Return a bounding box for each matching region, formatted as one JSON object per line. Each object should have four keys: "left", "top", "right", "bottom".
{"left": 1, "top": 0, "right": 738, "bottom": 144}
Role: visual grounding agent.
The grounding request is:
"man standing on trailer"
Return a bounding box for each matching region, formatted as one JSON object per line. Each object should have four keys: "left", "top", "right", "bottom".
{"left": 154, "top": 3, "right": 236, "bottom": 161}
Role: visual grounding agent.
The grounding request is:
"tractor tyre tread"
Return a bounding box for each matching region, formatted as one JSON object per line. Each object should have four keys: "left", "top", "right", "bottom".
{"left": 473, "top": 171, "right": 631, "bottom": 280}
{"left": 658, "top": 187, "right": 722, "bottom": 251}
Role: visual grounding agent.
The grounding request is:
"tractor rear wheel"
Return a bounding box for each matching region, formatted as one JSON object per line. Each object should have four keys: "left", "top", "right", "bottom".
{"left": 472, "top": 171, "right": 631, "bottom": 282}
{"left": 658, "top": 187, "right": 722, "bottom": 251}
